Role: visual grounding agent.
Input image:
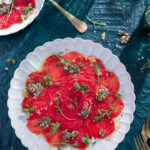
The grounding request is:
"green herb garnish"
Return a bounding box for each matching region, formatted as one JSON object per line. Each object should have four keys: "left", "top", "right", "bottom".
{"left": 74, "top": 97, "right": 78, "bottom": 106}
{"left": 51, "top": 141, "right": 79, "bottom": 147}
{"left": 94, "top": 63, "right": 101, "bottom": 83}
{"left": 82, "top": 133, "right": 90, "bottom": 147}
{"left": 140, "top": 58, "right": 150, "bottom": 72}
{"left": 86, "top": 16, "right": 106, "bottom": 29}
{"left": 5, "top": 0, "right": 15, "bottom": 25}
{"left": 19, "top": 3, "right": 34, "bottom": 24}
{"left": 53, "top": 52, "right": 71, "bottom": 65}
{"left": 55, "top": 99, "right": 76, "bottom": 120}
{"left": 115, "top": 93, "right": 121, "bottom": 98}
{"left": 93, "top": 104, "right": 114, "bottom": 122}
{"left": 43, "top": 75, "right": 53, "bottom": 86}
{"left": 74, "top": 82, "right": 88, "bottom": 90}
{"left": 55, "top": 82, "right": 60, "bottom": 86}
{"left": 23, "top": 107, "right": 35, "bottom": 116}
{"left": 50, "top": 122, "right": 61, "bottom": 135}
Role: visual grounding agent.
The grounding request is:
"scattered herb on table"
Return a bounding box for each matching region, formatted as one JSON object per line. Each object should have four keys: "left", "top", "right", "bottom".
{"left": 94, "top": 62, "right": 101, "bottom": 83}
{"left": 23, "top": 107, "right": 35, "bottom": 116}
{"left": 140, "top": 58, "right": 150, "bottom": 72}
{"left": 115, "top": 93, "right": 121, "bottom": 98}
{"left": 19, "top": 3, "right": 34, "bottom": 24}
{"left": 55, "top": 99, "right": 76, "bottom": 120}
{"left": 93, "top": 104, "right": 114, "bottom": 122}
{"left": 74, "top": 97, "right": 78, "bottom": 106}
{"left": 5, "top": 0, "right": 15, "bottom": 25}
{"left": 82, "top": 133, "right": 90, "bottom": 147}
{"left": 86, "top": 16, "right": 106, "bottom": 29}
{"left": 50, "top": 122, "right": 61, "bottom": 135}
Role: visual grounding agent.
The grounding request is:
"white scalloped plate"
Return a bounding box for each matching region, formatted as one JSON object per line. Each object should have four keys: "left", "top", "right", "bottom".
{"left": 0, "top": 0, "right": 45, "bottom": 36}
{"left": 7, "top": 38, "right": 136, "bottom": 150}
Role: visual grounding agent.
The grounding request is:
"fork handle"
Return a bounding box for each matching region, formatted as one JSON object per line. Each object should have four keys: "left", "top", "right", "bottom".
{"left": 49, "top": 0, "right": 88, "bottom": 33}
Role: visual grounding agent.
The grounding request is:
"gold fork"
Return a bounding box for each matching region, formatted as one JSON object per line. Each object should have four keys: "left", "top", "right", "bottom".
{"left": 134, "top": 122, "right": 150, "bottom": 150}
{"left": 49, "top": 0, "right": 88, "bottom": 33}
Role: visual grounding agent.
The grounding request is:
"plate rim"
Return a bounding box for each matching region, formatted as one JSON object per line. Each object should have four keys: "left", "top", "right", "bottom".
{"left": 7, "top": 37, "right": 136, "bottom": 150}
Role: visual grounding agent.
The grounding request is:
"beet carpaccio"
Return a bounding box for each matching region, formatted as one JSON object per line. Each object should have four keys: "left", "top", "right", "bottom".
{"left": 22, "top": 51, "right": 124, "bottom": 149}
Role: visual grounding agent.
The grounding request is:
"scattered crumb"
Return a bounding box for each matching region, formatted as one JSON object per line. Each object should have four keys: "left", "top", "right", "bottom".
{"left": 7, "top": 58, "right": 11, "bottom": 63}
{"left": 5, "top": 67, "right": 9, "bottom": 71}
{"left": 115, "top": 124, "right": 121, "bottom": 130}
{"left": 11, "top": 59, "right": 16, "bottom": 65}
{"left": 118, "top": 30, "right": 131, "bottom": 44}
{"left": 101, "top": 32, "right": 106, "bottom": 40}
{"left": 109, "top": 133, "right": 115, "bottom": 138}
{"left": 22, "top": 89, "right": 28, "bottom": 97}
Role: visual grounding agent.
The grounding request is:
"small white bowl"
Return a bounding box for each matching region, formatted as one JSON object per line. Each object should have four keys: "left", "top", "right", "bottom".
{"left": 0, "top": 0, "right": 45, "bottom": 36}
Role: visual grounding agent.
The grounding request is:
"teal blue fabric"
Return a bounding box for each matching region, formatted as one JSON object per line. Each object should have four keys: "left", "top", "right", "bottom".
{"left": 0, "top": 0, "right": 150, "bottom": 149}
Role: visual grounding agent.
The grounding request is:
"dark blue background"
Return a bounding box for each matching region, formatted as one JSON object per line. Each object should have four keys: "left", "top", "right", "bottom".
{"left": 0, "top": 0, "right": 150, "bottom": 149}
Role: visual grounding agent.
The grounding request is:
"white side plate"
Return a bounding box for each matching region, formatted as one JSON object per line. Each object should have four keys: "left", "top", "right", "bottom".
{"left": 0, "top": 0, "right": 45, "bottom": 36}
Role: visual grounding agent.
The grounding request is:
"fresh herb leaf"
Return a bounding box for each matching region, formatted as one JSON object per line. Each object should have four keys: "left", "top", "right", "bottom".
{"left": 93, "top": 105, "right": 114, "bottom": 122}
{"left": 94, "top": 63, "right": 101, "bottom": 83}
{"left": 43, "top": 75, "right": 51, "bottom": 81}
{"left": 86, "top": 16, "right": 106, "bottom": 29}
{"left": 115, "top": 93, "right": 121, "bottom": 98}
{"left": 25, "top": 104, "right": 30, "bottom": 107}
{"left": 52, "top": 52, "right": 71, "bottom": 65}
{"left": 50, "top": 122, "right": 61, "bottom": 135}
{"left": 5, "top": 0, "right": 15, "bottom": 25}
{"left": 80, "top": 84, "right": 88, "bottom": 90}
{"left": 140, "top": 58, "right": 150, "bottom": 72}
{"left": 74, "top": 97, "right": 78, "bottom": 106}
{"left": 55, "top": 99, "right": 76, "bottom": 120}
{"left": 82, "top": 133, "right": 90, "bottom": 147}
{"left": 85, "top": 90, "right": 90, "bottom": 93}
{"left": 55, "top": 82, "right": 60, "bottom": 86}
{"left": 74, "top": 82, "right": 88, "bottom": 90}
{"left": 23, "top": 107, "right": 35, "bottom": 116}
{"left": 19, "top": 3, "right": 34, "bottom": 24}
{"left": 74, "top": 82, "right": 81, "bottom": 89}
{"left": 49, "top": 81, "right": 53, "bottom": 86}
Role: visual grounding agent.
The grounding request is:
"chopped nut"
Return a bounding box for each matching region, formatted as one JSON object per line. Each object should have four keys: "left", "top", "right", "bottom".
{"left": 99, "top": 129, "right": 105, "bottom": 137}
{"left": 36, "top": 117, "right": 51, "bottom": 129}
{"left": 101, "top": 32, "right": 106, "bottom": 40}
{"left": 78, "top": 60, "right": 84, "bottom": 67}
{"left": 93, "top": 141, "right": 96, "bottom": 145}
{"left": 67, "top": 104, "right": 75, "bottom": 109}
{"left": 62, "top": 129, "right": 78, "bottom": 140}
{"left": 88, "top": 56, "right": 96, "bottom": 63}
{"left": 5, "top": 67, "right": 9, "bottom": 71}
{"left": 120, "top": 35, "right": 131, "bottom": 44}
{"left": 96, "top": 86, "right": 109, "bottom": 101}
{"left": 0, "top": 3, "right": 10, "bottom": 15}
{"left": 7, "top": 58, "right": 11, "bottom": 63}
{"left": 79, "top": 108, "right": 91, "bottom": 119}
{"left": 64, "top": 63, "right": 80, "bottom": 74}
{"left": 26, "top": 81, "right": 44, "bottom": 99}
{"left": 118, "top": 30, "right": 131, "bottom": 44}
{"left": 11, "top": 59, "right": 16, "bottom": 65}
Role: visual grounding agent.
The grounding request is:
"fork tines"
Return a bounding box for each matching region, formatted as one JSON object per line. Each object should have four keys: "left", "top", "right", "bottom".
{"left": 134, "top": 134, "right": 149, "bottom": 150}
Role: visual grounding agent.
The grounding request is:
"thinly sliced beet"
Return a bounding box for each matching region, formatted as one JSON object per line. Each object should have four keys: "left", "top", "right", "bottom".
{"left": 98, "top": 70, "right": 120, "bottom": 93}
{"left": 22, "top": 52, "right": 124, "bottom": 149}
{"left": 87, "top": 118, "right": 115, "bottom": 138}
